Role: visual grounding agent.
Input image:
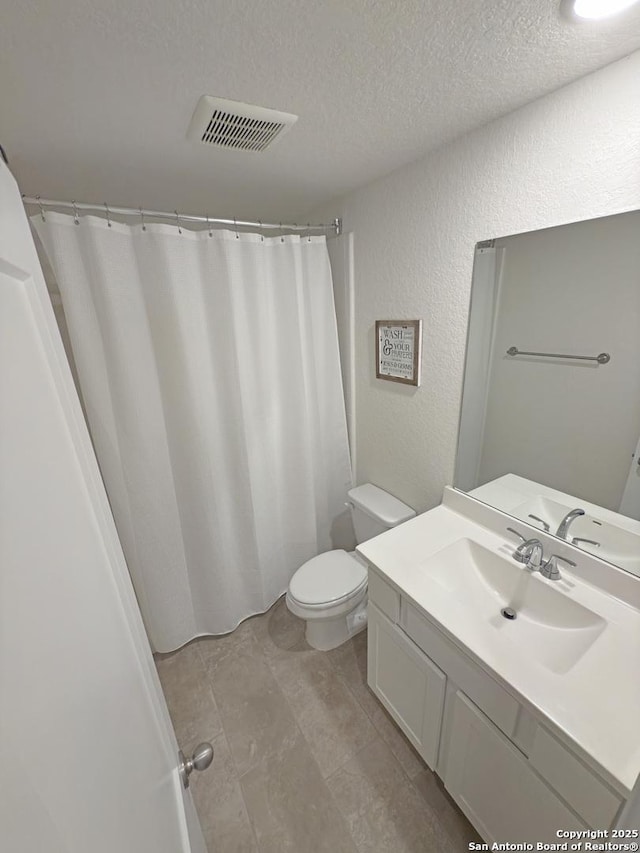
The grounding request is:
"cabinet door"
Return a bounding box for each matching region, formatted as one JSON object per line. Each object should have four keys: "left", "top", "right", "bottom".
{"left": 368, "top": 603, "right": 445, "bottom": 769}
{"left": 444, "top": 691, "right": 586, "bottom": 843}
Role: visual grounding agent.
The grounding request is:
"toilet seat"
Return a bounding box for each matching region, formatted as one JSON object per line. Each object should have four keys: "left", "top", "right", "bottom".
{"left": 288, "top": 549, "right": 367, "bottom": 608}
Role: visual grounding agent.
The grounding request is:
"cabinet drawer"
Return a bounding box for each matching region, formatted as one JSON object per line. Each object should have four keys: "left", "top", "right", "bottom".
{"left": 402, "top": 601, "right": 519, "bottom": 738}
{"left": 529, "top": 724, "right": 622, "bottom": 829}
{"left": 445, "top": 692, "right": 586, "bottom": 843}
{"left": 368, "top": 570, "right": 400, "bottom": 622}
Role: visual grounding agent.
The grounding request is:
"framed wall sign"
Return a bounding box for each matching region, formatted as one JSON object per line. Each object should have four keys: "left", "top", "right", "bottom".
{"left": 375, "top": 320, "right": 422, "bottom": 386}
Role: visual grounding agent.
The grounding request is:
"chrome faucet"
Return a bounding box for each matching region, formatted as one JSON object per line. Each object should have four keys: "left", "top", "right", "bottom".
{"left": 515, "top": 539, "right": 544, "bottom": 571}
{"left": 556, "top": 508, "right": 585, "bottom": 540}
{"left": 539, "top": 553, "right": 576, "bottom": 581}
{"left": 507, "top": 527, "right": 544, "bottom": 571}
{"left": 507, "top": 527, "right": 577, "bottom": 581}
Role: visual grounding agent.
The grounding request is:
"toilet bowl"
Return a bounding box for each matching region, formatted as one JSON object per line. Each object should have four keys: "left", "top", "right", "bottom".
{"left": 286, "top": 549, "right": 369, "bottom": 651}
{"left": 286, "top": 484, "right": 415, "bottom": 651}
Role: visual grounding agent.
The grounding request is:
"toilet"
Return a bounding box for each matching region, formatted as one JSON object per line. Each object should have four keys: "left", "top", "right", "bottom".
{"left": 286, "top": 483, "right": 415, "bottom": 651}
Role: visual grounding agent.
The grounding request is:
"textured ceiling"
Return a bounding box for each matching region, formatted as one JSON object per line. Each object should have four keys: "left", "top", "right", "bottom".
{"left": 2, "top": 0, "right": 640, "bottom": 221}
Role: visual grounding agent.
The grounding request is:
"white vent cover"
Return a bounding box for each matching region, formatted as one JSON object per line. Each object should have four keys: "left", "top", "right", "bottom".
{"left": 187, "top": 96, "right": 298, "bottom": 152}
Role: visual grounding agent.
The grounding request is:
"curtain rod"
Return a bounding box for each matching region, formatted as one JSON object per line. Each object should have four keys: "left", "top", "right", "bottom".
{"left": 22, "top": 196, "right": 341, "bottom": 236}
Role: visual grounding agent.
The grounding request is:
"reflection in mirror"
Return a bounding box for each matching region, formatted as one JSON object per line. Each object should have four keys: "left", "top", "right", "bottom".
{"left": 455, "top": 210, "right": 640, "bottom": 578}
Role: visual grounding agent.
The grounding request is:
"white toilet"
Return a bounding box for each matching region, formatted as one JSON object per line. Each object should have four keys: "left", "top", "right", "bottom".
{"left": 286, "top": 483, "right": 415, "bottom": 651}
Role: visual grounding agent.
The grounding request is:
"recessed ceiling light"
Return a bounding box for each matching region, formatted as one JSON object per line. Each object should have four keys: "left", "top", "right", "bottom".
{"left": 566, "top": 0, "right": 640, "bottom": 20}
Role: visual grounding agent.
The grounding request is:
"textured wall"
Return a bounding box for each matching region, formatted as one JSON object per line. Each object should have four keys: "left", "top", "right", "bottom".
{"left": 312, "top": 51, "right": 640, "bottom": 513}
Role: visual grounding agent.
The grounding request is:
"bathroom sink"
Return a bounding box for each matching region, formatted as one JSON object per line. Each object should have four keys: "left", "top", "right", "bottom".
{"left": 418, "top": 538, "right": 606, "bottom": 674}
{"left": 513, "top": 497, "right": 640, "bottom": 576}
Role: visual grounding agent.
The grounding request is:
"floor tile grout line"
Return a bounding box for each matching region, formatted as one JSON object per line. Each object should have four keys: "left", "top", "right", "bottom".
{"left": 191, "top": 636, "right": 263, "bottom": 852}
{"left": 197, "top": 608, "right": 423, "bottom": 849}
{"left": 155, "top": 646, "right": 256, "bottom": 852}
{"left": 239, "top": 615, "right": 422, "bottom": 786}
{"left": 164, "top": 615, "right": 478, "bottom": 852}
{"left": 327, "top": 643, "right": 429, "bottom": 783}
{"left": 243, "top": 615, "right": 365, "bottom": 851}
{"left": 322, "top": 735, "right": 422, "bottom": 850}
{"left": 356, "top": 692, "right": 426, "bottom": 782}
{"left": 247, "top": 615, "right": 339, "bottom": 779}
{"left": 254, "top": 623, "right": 380, "bottom": 780}
{"left": 192, "top": 637, "right": 208, "bottom": 671}
{"left": 198, "top": 618, "right": 347, "bottom": 851}
{"left": 407, "top": 769, "right": 480, "bottom": 851}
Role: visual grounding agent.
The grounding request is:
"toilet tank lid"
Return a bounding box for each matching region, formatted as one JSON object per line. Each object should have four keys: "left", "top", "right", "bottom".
{"left": 347, "top": 483, "right": 416, "bottom": 527}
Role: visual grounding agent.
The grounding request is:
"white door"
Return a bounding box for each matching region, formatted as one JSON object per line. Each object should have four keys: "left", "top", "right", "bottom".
{"left": 0, "top": 162, "right": 207, "bottom": 853}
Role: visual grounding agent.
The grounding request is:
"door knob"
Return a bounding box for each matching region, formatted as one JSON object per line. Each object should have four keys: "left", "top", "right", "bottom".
{"left": 178, "top": 742, "right": 214, "bottom": 788}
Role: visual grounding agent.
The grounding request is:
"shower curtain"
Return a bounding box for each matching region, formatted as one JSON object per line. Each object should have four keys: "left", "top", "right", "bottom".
{"left": 34, "top": 213, "right": 352, "bottom": 652}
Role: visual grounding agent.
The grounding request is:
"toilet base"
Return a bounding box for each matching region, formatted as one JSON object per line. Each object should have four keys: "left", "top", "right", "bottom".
{"left": 304, "top": 599, "right": 368, "bottom": 651}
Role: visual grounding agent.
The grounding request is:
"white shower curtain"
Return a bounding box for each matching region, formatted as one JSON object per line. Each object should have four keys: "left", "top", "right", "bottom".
{"left": 34, "top": 213, "right": 352, "bottom": 652}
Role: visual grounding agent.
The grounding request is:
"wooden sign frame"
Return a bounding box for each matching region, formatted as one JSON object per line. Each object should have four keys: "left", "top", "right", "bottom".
{"left": 375, "top": 319, "right": 422, "bottom": 386}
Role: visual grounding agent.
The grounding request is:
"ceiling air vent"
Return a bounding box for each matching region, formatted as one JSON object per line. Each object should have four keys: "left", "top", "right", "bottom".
{"left": 186, "top": 96, "right": 298, "bottom": 152}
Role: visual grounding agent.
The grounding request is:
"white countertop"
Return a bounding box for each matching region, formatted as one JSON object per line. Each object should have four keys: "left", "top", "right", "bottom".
{"left": 358, "top": 489, "right": 640, "bottom": 796}
{"left": 470, "top": 474, "right": 640, "bottom": 535}
{"left": 470, "top": 474, "right": 640, "bottom": 577}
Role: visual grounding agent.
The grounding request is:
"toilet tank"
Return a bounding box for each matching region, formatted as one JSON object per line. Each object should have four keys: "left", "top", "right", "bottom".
{"left": 347, "top": 483, "right": 416, "bottom": 544}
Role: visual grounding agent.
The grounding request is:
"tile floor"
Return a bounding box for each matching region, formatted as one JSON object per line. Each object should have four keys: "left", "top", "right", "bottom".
{"left": 155, "top": 596, "right": 480, "bottom": 853}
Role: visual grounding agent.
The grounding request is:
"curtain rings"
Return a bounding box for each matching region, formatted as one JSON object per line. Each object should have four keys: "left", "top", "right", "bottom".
{"left": 36, "top": 195, "right": 46, "bottom": 222}
{"left": 175, "top": 210, "right": 182, "bottom": 235}
{"left": 104, "top": 202, "right": 111, "bottom": 228}
{"left": 234, "top": 217, "right": 239, "bottom": 239}
{"left": 280, "top": 222, "right": 284, "bottom": 243}
{"left": 206, "top": 215, "right": 212, "bottom": 238}
{"left": 72, "top": 201, "right": 79, "bottom": 225}
{"left": 259, "top": 220, "right": 264, "bottom": 242}
{"left": 307, "top": 223, "right": 312, "bottom": 243}
{"left": 139, "top": 207, "right": 146, "bottom": 232}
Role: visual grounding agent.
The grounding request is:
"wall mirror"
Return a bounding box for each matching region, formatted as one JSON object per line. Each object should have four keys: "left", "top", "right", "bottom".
{"left": 455, "top": 209, "right": 640, "bottom": 578}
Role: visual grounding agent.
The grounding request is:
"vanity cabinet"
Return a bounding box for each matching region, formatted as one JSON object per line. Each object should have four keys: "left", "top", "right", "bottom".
{"left": 367, "top": 602, "right": 445, "bottom": 769}
{"left": 367, "top": 568, "right": 624, "bottom": 842}
{"left": 445, "top": 691, "right": 584, "bottom": 842}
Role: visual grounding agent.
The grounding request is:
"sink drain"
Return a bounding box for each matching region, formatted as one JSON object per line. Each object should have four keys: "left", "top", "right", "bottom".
{"left": 501, "top": 607, "right": 517, "bottom": 620}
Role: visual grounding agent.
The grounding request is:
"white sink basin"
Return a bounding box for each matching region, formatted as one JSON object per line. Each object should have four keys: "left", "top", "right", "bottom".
{"left": 512, "top": 496, "right": 640, "bottom": 576}
{"left": 420, "top": 538, "right": 606, "bottom": 674}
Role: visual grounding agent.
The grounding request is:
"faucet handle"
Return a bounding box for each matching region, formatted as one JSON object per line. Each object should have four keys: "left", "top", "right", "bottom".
{"left": 507, "top": 528, "right": 544, "bottom": 569}
{"left": 540, "top": 553, "right": 576, "bottom": 581}
{"left": 571, "top": 537, "right": 600, "bottom": 548}
{"left": 527, "top": 514, "right": 550, "bottom": 532}
{"left": 506, "top": 527, "right": 526, "bottom": 542}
